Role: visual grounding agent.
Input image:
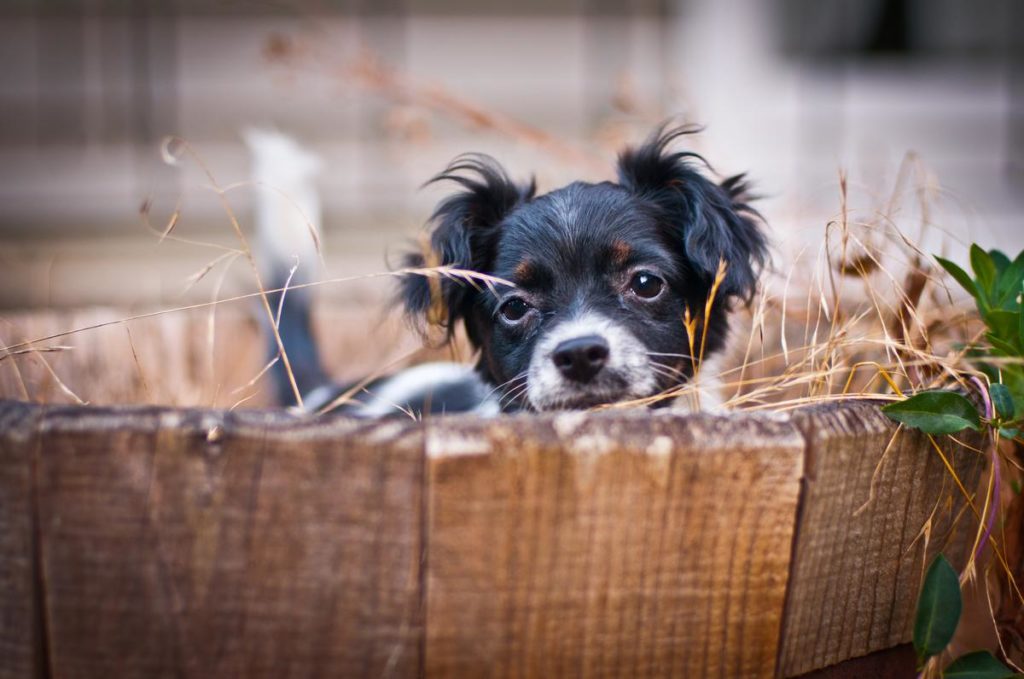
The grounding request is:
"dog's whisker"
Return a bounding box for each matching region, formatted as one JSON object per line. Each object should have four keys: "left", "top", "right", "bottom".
{"left": 484, "top": 371, "right": 528, "bottom": 401}
{"left": 498, "top": 390, "right": 526, "bottom": 410}
{"left": 493, "top": 373, "right": 527, "bottom": 397}
{"left": 504, "top": 377, "right": 530, "bottom": 397}
{"left": 646, "top": 351, "right": 696, "bottom": 360}
{"left": 485, "top": 374, "right": 514, "bottom": 389}
{"left": 499, "top": 382, "right": 531, "bottom": 408}
{"left": 649, "top": 363, "right": 681, "bottom": 376}
{"left": 649, "top": 359, "right": 689, "bottom": 377}
{"left": 650, "top": 366, "right": 686, "bottom": 383}
{"left": 494, "top": 375, "right": 529, "bottom": 402}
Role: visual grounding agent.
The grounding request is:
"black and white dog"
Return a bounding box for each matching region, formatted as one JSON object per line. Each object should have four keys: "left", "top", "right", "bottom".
{"left": 253, "top": 125, "right": 768, "bottom": 417}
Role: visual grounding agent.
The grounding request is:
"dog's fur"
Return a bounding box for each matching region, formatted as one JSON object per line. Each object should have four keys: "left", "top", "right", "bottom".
{"left": 255, "top": 125, "right": 768, "bottom": 417}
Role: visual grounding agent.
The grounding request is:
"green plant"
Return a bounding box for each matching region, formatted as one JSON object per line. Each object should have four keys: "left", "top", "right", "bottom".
{"left": 885, "top": 246, "right": 1023, "bottom": 438}
{"left": 936, "top": 246, "right": 1024, "bottom": 431}
{"left": 882, "top": 246, "right": 1024, "bottom": 677}
{"left": 914, "top": 554, "right": 1017, "bottom": 677}
{"left": 884, "top": 246, "right": 1023, "bottom": 439}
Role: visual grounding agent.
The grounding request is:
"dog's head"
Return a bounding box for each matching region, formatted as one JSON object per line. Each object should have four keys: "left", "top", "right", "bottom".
{"left": 400, "top": 125, "right": 768, "bottom": 411}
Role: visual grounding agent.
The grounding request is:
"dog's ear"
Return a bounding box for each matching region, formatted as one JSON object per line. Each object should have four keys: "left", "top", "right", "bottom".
{"left": 400, "top": 154, "right": 535, "bottom": 339}
{"left": 617, "top": 125, "right": 768, "bottom": 303}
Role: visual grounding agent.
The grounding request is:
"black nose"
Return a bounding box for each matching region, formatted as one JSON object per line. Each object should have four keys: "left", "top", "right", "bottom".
{"left": 552, "top": 335, "right": 610, "bottom": 383}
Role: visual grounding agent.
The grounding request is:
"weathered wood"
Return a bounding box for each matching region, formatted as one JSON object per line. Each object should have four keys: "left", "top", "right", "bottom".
{"left": 0, "top": 401, "right": 42, "bottom": 679}
{"left": 423, "top": 410, "right": 806, "bottom": 678}
{"left": 778, "top": 402, "right": 984, "bottom": 676}
{"left": 0, "top": 399, "right": 993, "bottom": 678}
{"left": 31, "top": 405, "right": 423, "bottom": 678}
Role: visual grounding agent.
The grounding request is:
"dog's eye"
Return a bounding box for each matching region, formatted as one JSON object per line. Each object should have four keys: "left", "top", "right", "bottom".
{"left": 499, "top": 297, "right": 532, "bottom": 323}
{"left": 628, "top": 271, "right": 664, "bottom": 299}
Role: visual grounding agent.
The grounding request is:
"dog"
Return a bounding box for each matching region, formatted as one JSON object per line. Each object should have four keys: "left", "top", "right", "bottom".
{"left": 250, "top": 125, "right": 768, "bottom": 417}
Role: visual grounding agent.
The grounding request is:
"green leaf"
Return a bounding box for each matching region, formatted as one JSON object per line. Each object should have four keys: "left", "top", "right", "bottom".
{"left": 985, "top": 310, "right": 1022, "bottom": 352}
{"left": 987, "top": 333, "right": 1020, "bottom": 358}
{"left": 914, "top": 554, "right": 962, "bottom": 661}
{"left": 994, "top": 251, "right": 1024, "bottom": 308}
{"left": 937, "top": 256, "right": 982, "bottom": 301}
{"left": 1000, "top": 427, "right": 1021, "bottom": 441}
{"left": 998, "top": 368, "right": 1024, "bottom": 418}
{"left": 991, "top": 384, "right": 1016, "bottom": 420}
{"left": 972, "top": 244, "right": 998, "bottom": 300}
{"left": 882, "top": 391, "right": 982, "bottom": 435}
{"left": 989, "top": 249, "right": 1012, "bottom": 273}
{"left": 1020, "top": 281, "right": 1024, "bottom": 343}
{"left": 942, "top": 650, "right": 1016, "bottom": 678}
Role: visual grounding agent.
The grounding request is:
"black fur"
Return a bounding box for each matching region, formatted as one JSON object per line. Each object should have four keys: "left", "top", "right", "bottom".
{"left": 399, "top": 154, "right": 536, "bottom": 342}
{"left": 616, "top": 124, "right": 767, "bottom": 302}
{"left": 266, "top": 284, "right": 329, "bottom": 407}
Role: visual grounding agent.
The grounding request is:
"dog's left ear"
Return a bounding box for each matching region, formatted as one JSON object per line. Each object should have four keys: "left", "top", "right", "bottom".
{"left": 617, "top": 125, "right": 768, "bottom": 303}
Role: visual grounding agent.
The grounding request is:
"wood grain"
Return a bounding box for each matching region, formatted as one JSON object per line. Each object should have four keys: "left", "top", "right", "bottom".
{"left": 31, "top": 405, "right": 423, "bottom": 679}
{"left": 0, "top": 399, "right": 995, "bottom": 678}
{"left": 423, "top": 410, "right": 806, "bottom": 678}
{"left": 0, "top": 401, "right": 42, "bottom": 679}
{"left": 778, "top": 401, "right": 984, "bottom": 676}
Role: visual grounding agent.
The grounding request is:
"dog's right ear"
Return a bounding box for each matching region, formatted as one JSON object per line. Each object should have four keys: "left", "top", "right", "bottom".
{"left": 399, "top": 154, "right": 534, "bottom": 340}
{"left": 617, "top": 124, "right": 768, "bottom": 304}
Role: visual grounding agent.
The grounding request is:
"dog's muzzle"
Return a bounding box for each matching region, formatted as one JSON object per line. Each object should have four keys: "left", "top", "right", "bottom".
{"left": 526, "top": 313, "right": 657, "bottom": 410}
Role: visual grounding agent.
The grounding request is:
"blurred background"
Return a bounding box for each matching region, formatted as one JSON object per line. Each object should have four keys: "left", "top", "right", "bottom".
{"left": 0, "top": 0, "right": 1021, "bottom": 405}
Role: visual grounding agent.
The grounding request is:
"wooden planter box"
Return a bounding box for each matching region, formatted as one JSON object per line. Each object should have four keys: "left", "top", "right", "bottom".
{"left": 0, "top": 399, "right": 981, "bottom": 678}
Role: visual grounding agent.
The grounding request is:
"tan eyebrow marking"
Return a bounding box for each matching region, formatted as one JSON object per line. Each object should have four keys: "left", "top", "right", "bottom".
{"left": 514, "top": 260, "right": 535, "bottom": 281}
{"left": 609, "top": 240, "right": 632, "bottom": 266}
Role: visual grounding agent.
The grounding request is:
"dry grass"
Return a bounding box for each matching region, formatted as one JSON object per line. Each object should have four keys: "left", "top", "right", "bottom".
{"left": 2, "top": 28, "right": 978, "bottom": 419}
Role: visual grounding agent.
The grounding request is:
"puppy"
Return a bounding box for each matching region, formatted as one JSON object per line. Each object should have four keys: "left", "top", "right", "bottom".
{"left": 255, "top": 125, "right": 768, "bottom": 417}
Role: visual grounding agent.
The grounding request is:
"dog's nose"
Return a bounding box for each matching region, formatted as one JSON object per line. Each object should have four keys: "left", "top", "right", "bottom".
{"left": 552, "top": 335, "right": 609, "bottom": 383}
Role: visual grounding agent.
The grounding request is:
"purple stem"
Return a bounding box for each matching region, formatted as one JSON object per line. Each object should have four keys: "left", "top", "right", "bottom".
{"left": 969, "top": 376, "right": 999, "bottom": 561}
{"left": 972, "top": 375, "right": 994, "bottom": 421}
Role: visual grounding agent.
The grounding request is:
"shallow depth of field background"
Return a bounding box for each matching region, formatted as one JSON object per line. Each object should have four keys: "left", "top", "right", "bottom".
{"left": 0, "top": 0, "right": 1021, "bottom": 404}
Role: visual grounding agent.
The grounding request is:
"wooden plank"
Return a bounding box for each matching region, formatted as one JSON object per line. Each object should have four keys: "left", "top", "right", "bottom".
{"left": 423, "top": 410, "right": 806, "bottom": 678}
{"left": 0, "top": 401, "right": 43, "bottom": 679}
{"left": 33, "top": 405, "right": 423, "bottom": 679}
{"left": 778, "top": 402, "right": 984, "bottom": 677}
{"left": 3, "top": 398, "right": 990, "bottom": 677}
